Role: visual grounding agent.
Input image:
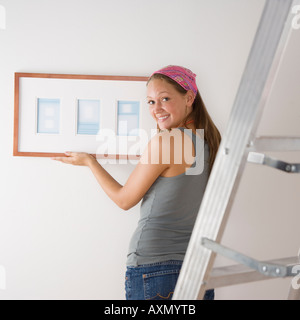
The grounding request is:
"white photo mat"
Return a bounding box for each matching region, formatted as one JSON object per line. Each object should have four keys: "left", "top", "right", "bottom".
{"left": 14, "top": 73, "right": 156, "bottom": 158}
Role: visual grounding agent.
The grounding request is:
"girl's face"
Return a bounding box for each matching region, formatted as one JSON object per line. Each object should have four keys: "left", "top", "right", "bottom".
{"left": 147, "top": 79, "right": 194, "bottom": 130}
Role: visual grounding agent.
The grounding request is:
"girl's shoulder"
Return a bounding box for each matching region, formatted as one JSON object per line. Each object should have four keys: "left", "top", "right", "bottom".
{"left": 146, "top": 128, "right": 195, "bottom": 172}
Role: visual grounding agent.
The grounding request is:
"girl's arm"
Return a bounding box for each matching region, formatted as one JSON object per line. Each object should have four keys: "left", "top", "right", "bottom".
{"left": 52, "top": 132, "right": 170, "bottom": 211}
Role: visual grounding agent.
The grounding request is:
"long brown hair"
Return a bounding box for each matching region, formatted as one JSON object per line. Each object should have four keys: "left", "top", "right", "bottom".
{"left": 147, "top": 73, "right": 221, "bottom": 171}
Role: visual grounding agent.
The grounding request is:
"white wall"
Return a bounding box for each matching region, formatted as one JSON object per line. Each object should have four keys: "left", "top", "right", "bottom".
{"left": 0, "top": 0, "right": 299, "bottom": 300}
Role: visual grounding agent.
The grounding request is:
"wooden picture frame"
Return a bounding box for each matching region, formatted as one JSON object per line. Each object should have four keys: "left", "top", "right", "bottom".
{"left": 13, "top": 73, "right": 154, "bottom": 160}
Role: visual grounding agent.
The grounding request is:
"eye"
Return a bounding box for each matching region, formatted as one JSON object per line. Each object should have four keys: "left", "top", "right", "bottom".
{"left": 162, "top": 97, "right": 169, "bottom": 102}
{"left": 147, "top": 100, "right": 155, "bottom": 105}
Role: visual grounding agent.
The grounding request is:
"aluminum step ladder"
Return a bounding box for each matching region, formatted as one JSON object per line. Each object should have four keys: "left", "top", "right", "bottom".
{"left": 173, "top": 0, "right": 300, "bottom": 300}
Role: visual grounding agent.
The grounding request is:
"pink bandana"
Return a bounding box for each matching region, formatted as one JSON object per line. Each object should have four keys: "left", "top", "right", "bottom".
{"left": 150, "top": 65, "right": 198, "bottom": 97}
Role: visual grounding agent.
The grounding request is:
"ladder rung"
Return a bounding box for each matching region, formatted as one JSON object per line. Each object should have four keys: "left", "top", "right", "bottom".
{"left": 247, "top": 152, "right": 300, "bottom": 173}
{"left": 249, "top": 137, "right": 300, "bottom": 152}
{"left": 202, "top": 238, "right": 299, "bottom": 278}
{"left": 206, "top": 257, "right": 299, "bottom": 289}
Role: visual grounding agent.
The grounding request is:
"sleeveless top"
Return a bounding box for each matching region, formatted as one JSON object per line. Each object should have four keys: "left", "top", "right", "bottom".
{"left": 126, "top": 127, "right": 210, "bottom": 266}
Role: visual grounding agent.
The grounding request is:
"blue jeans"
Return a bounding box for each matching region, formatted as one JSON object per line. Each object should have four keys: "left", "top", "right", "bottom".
{"left": 125, "top": 260, "right": 214, "bottom": 300}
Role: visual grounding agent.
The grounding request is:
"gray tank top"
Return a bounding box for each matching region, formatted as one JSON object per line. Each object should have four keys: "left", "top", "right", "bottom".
{"left": 126, "top": 127, "right": 210, "bottom": 266}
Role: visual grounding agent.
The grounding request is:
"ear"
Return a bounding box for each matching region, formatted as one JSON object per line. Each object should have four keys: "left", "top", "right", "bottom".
{"left": 186, "top": 90, "right": 195, "bottom": 108}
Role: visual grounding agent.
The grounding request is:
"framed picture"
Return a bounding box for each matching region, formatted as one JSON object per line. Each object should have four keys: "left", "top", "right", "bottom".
{"left": 13, "top": 73, "right": 156, "bottom": 160}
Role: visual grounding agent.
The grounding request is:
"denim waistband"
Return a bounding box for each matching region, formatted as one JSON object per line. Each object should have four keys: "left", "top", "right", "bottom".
{"left": 127, "top": 260, "right": 183, "bottom": 268}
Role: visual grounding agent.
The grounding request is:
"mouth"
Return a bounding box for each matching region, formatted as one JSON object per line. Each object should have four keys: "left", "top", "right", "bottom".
{"left": 157, "top": 115, "right": 170, "bottom": 122}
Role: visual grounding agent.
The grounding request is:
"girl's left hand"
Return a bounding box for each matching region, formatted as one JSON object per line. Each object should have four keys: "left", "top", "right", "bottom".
{"left": 51, "top": 152, "right": 96, "bottom": 167}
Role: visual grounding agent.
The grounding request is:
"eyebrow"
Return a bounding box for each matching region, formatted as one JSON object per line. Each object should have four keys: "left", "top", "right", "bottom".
{"left": 147, "top": 91, "right": 170, "bottom": 98}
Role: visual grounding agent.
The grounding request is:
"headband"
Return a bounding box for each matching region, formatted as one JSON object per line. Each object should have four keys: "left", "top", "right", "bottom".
{"left": 150, "top": 65, "right": 198, "bottom": 97}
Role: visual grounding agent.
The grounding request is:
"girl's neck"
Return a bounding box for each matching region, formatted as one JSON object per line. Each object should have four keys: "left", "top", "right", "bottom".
{"left": 160, "top": 120, "right": 196, "bottom": 133}
{"left": 182, "top": 119, "right": 195, "bottom": 130}
{"left": 177, "top": 119, "right": 196, "bottom": 134}
{"left": 185, "top": 119, "right": 194, "bottom": 126}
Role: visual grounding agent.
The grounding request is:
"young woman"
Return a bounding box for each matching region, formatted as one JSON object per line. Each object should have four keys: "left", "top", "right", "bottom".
{"left": 52, "top": 65, "right": 221, "bottom": 300}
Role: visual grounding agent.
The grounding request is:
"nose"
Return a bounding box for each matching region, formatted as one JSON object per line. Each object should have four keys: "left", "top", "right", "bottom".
{"left": 153, "top": 101, "right": 164, "bottom": 114}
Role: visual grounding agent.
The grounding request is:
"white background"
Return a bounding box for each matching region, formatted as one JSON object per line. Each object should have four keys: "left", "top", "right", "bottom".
{"left": 0, "top": 0, "right": 299, "bottom": 300}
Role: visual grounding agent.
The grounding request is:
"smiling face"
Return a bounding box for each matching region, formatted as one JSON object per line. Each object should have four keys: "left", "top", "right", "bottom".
{"left": 147, "top": 78, "right": 194, "bottom": 130}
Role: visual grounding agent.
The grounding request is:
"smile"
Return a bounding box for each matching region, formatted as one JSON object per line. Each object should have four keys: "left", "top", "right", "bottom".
{"left": 157, "top": 115, "right": 170, "bottom": 122}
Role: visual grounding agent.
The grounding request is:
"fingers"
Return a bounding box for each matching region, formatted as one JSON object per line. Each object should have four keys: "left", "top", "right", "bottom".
{"left": 51, "top": 151, "right": 74, "bottom": 161}
{"left": 51, "top": 151, "right": 75, "bottom": 163}
{"left": 65, "top": 151, "right": 75, "bottom": 156}
{"left": 51, "top": 152, "right": 86, "bottom": 165}
{"left": 51, "top": 151, "right": 91, "bottom": 166}
{"left": 51, "top": 156, "right": 73, "bottom": 164}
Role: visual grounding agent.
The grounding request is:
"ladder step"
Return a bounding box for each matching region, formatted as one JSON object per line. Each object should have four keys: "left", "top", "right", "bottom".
{"left": 202, "top": 238, "right": 298, "bottom": 278}
{"left": 247, "top": 152, "right": 300, "bottom": 173}
{"left": 206, "top": 257, "right": 299, "bottom": 289}
{"left": 249, "top": 137, "right": 300, "bottom": 152}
